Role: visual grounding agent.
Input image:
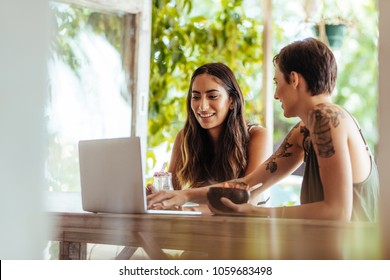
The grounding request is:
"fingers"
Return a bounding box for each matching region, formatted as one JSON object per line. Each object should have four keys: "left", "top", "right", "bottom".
{"left": 206, "top": 203, "right": 223, "bottom": 215}
{"left": 145, "top": 184, "right": 153, "bottom": 195}
{"left": 147, "top": 190, "right": 183, "bottom": 209}
{"left": 220, "top": 197, "right": 238, "bottom": 210}
{"left": 146, "top": 190, "right": 172, "bottom": 208}
{"left": 149, "top": 203, "right": 181, "bottom": 210}
{"left": 207, "top": 197, "right": 238, "bottom": 215}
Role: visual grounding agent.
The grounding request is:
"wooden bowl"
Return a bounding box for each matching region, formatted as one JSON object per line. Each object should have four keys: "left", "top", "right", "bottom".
{"left": 207, "top": 186, "right": 250, "bottom": 212}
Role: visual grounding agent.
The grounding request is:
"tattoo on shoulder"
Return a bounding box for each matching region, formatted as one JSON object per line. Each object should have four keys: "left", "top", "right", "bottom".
{"left": 301, "top": 126, "right": 311, "bottom": 151}
{"left": 265, "top": 123, "right": 299, "bottom": 173}
{"left": 308, "top": 104, "right": 345, "bottom": 158}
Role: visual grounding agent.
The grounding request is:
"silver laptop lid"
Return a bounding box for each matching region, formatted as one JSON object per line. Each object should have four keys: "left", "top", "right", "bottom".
{"left": 78, "top": 137, "right": 146, "bottom": 214}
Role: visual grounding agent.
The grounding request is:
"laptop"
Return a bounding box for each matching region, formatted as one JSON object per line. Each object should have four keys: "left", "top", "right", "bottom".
{"left": 78, "top": 136, "right": 201, "bottom": 215}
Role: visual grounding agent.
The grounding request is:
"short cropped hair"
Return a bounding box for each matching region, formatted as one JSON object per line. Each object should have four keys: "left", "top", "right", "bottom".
{"left": 273, "top": 37, "right": 337, "bottom": 95}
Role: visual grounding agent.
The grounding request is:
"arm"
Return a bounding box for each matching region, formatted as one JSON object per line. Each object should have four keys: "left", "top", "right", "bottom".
{"left": 215, "top": 106, "right": 354, "bottom": 221}
{"left": 279, "top": 105, "right": 352, "bottom": 220}
{"left": 243, "top": 122, "right": 305, "bottom": 196}
{"left": 147, "top": 186, "right": 209, "bottom": 209}
{"left": 205, "top": 122, "right": 304, "bottom": 208}
{"left": 296, "top": 104, "right": 353, "bottom": 220}
{"left": 208, "top": 122, "right": 305, "bottom": 214}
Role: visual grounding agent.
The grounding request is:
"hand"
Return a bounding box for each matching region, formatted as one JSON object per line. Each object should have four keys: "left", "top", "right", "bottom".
{"left": 147, "top": 190, "right": 187, "bottom": 210}
{"left": 208, "top": 197, "right": 259, "bottom": 216}
{"left": 146, "top": 184, "right": 154, "bottom": 195}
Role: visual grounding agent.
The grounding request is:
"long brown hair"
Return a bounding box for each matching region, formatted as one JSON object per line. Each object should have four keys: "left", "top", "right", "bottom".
{"left": 177, "top": 63, "right": 250, "bottom": 188}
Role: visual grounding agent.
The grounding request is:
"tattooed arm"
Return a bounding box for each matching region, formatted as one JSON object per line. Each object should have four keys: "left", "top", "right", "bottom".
{"left": 241, "top": 122, "right": 306, "bottom": 197}
{"left": 213, "top": 104, "right": 354, "bottom": 220}
{"left": 301, "top": 104, "right": 353, "bottom": 220}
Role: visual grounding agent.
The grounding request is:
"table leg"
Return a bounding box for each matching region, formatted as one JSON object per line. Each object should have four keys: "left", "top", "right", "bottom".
{"left": 138, "top": 232, "right": 168, "bottom": 260}
{"left": 59, "top": 241, "right": 87, "bottom": 260}
{"left": 115, "top": 246, "right": 138, "bottom": 260}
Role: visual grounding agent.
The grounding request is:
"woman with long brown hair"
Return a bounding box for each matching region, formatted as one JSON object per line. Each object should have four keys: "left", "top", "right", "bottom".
{"left": 148, "top": 62, "right": 270, "bottom": 209}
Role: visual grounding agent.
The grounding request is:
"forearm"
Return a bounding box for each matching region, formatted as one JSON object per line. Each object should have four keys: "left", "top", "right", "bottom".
{"left": 244, "top": 122, "right": 305, "bottom": 196}
{"left": 242, "top": 151, "right": 304, "bottom": 198}
{"left": 182, "top": 187, "right": 210, "bottom": 204}
{"left": 238, "top": 163, "right": 290, "bottom": 195}
{"left": 256, "top": 201, "right": 351, "bottom": 221}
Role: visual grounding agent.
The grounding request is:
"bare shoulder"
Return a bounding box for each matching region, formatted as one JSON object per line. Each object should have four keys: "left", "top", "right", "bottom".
{"left": 169, "top": 129, "right": 185, "bottom": 173}
{"left": 307, "top": 103, "right": 347, "bottom": 130}
{"left": 248, "top": 125, "right": 268, "bottom": 138}
{"left": 246, "top": 125, "right": 272, "bottom": 172}
{"left": 174, "top": 128, "right": 185, "bottom": 144}
{"left": 247, "top": 125, "right": 270, "bottom": 146}
{"left": 308, "top": 103, "right": 368, "bottom": 146}
{"left": 171, "top": 128, "right": 185, "bottom": 157}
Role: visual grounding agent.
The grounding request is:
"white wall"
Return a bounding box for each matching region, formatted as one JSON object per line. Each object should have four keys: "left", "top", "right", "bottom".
{"left": 378, "top": 0, "right": 390, "bottom": 259}
{"left": 0, "top": 0, "right": 49, "bottom": 259}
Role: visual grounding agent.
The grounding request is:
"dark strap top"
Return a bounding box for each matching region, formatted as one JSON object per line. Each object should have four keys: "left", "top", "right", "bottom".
{"left": 300, "top": 119, "right": 379, "bottom": 222}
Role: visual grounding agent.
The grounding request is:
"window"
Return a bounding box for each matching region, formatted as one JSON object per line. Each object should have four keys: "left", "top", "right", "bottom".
{"left": 46, "top": 0, "right": 151, "bottom": 191}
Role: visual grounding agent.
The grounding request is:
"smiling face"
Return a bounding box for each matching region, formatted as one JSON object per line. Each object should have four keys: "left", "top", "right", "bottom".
{"left": 273, "top": 64, "right": 299, "bottom": 118}
{"left": 190, "top": 73, "right": 232, "bottom": 137}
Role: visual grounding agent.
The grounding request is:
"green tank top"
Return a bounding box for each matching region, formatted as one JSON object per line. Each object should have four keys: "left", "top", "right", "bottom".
{"left": 300, "top": 124, "right": 379, "bottom": 222}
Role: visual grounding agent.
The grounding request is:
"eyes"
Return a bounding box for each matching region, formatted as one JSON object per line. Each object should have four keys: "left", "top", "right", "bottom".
{"left": 191, "top": 93, "right": 219, "bottom": 100}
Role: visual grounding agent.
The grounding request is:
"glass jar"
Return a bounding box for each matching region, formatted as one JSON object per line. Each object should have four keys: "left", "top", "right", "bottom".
{"left": 152, "top": 172, "right": 174, "bottom": 193}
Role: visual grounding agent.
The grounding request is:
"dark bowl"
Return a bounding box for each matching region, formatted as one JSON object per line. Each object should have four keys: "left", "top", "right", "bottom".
{"left": 207, "top": 186, "right": 250, "bottom": 212}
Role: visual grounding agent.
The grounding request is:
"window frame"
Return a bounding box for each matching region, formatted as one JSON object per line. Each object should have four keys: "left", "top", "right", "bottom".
{"left": 55, "top": 0, "right": 151, "bottom": 166}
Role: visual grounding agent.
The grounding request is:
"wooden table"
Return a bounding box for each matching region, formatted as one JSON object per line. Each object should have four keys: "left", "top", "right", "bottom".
{"left": 46, "top": 192, "right": 384, "bottom": 260}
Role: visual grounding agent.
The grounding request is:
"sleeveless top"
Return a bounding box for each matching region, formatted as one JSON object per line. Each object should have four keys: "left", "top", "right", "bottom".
{"left": 300, "top": 118, "right": 379, "bottom": 222}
